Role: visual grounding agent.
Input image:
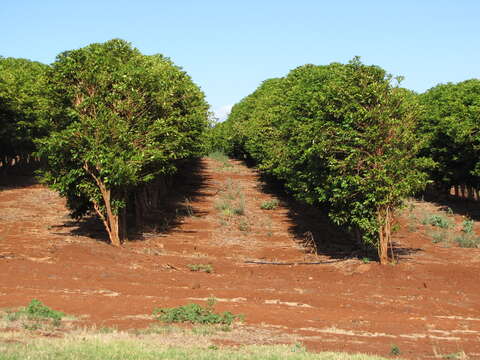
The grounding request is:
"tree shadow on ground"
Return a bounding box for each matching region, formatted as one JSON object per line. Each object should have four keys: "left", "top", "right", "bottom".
{"left": 421, "top": 190, "right": 480, "bottom": 221}
{"left": 256, "top": 172, "right": 366, "bottom": 261}
{"left": 255, "top": 171, "right": 422, "bottom": 262}
{"left": 50, "top": 158, "right": 210, "bottom": 244}
{"left": 391, "top": 240, "right": 423, "bottom": 262}
{"left": 0, "top": 163, "right": 41, "bottom": 190}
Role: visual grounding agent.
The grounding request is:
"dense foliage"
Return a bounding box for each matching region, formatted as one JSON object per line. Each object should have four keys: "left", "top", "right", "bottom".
{"left": 217, "top": 58, "right": 430, "bottom": 263}
{"left": 37, "top": 39, "right": 209, "bottom": 246}
{"left": 419, "top": 79, "right": 480, "bottom": 191}
{"left": 0, "top": 57, "right": 50, "bottom": 164}
{"left": 2, "top": 41, "right": 479, "bottom": 262}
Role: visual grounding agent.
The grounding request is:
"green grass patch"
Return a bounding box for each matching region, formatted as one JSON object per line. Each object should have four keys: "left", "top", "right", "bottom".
{"left": 0, "top": 335, "right": 394, "bottom": 360}
{"left": 208, "top": 151, "right": 233, "bottom": 171}
{"left": 208, "top": 151, "right": 231, "bottom": 164}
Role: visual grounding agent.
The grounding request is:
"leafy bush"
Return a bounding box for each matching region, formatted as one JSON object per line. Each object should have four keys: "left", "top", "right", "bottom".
{"left": 422, "top": 214, "right": 452, "bottom": 229}
{"left": 153, "top": 299, "right": 242, "bottom": 325}
{"left": 462, "top": 219, "right": 474, "bottom": 234}
{"left": 454, "top": 234, "right": 480, "bottom": 248}
{"left": 5, "top": 299, "right": 66, "bottom": 328}
{"left": 22, "top": 299, "right": 64, "bottom": 320}
{"left": 260, "top": 199, "right": 279, "bottom": 210}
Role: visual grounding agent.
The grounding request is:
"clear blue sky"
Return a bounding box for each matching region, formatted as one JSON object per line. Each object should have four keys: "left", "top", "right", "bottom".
{"left": 1, "top": 0, "right": 479, "bottom": 120}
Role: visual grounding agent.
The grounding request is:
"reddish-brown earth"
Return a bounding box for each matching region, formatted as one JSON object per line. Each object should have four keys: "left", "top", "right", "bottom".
{"left": 0, "top": 158, "right": 479, "bottom": 359}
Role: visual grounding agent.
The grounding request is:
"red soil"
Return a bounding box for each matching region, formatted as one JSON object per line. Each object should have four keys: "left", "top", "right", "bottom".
{"left": 0, "top": 158, "right": 479, "bottom": 359}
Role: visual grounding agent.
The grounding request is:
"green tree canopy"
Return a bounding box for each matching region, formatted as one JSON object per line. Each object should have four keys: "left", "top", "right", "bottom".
{"left": 37, "top": 39, "right": 209, "bottom": 246}
{"left": 0, "top": 57, "right": 50, "bottom": 162}
{"left": 419, "top": 79, "right": 480, "bottom": 190}
{"left": 220, "top": 58, "right": 430, "bottom": 263}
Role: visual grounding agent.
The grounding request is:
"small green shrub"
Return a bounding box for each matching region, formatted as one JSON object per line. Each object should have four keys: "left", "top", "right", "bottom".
{"left": 454, "top": 234, "right": 480, "bottom": 248}
{"left": 442, "top": 351, "right": 467, "bottom": 359}
{"left": 422, "top": 214, "right": 452, "bottom": 229}
{"left": 462, "top": 219, "right": 474, "bottom": 234}
{"left": 260, "top": 199, "right": 279, "bottom": 210}
{"left": 430, "top": 231, "right": 448, "bottom": 244}
{"left": 21, "top": 299, "right": 64, "bottom": 321}
{"left": 390, "top": 344, "right": 401, "bottom": 356}
{"left": 153, "top": 299, "right": 242, "bottom": 325}
{"left": 216, "top": 200, "right": 241, "bottom": 217}
{"left": 233, "top": 200, "right": 245, "bottom": 215}
{"left": 5, "top": 299, "right": 66, "bottom": 329}
{"left": 238, "top": 218, "right": 250, "bottom": 232}
{"left": 361, "top": 257, "right": 370, "bottom": 264}
{"left": 443, "top": 206, "right": 454, "bottom": 215}
{"left": 187, "top": 264, "right": 213, "bottom": 273}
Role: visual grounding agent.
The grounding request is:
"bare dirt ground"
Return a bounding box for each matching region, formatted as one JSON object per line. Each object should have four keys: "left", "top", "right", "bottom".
{"left": 1, "top": 158, "right": 479, "bottom": 359}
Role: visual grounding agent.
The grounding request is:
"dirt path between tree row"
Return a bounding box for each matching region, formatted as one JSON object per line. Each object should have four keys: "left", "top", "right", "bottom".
{"left": 1, "top": 158, "right": 479, "bottom": 359}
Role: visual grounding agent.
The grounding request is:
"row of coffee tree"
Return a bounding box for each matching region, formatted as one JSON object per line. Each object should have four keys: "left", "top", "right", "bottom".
{"left": 0, "top": 57, "right": 50, "bottom": 167}
{"left": 0, "top": 39, "right": 209, "bottom": 246}
{"left": 211, "top": 58, "right": 480, "bottom": 264}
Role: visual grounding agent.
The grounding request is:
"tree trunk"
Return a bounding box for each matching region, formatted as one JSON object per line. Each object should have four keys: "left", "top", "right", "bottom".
{"left": 84, "top": 163, "right": 121, "bottom": 246}
{"left": 100, "top": 186, "right": 121, "bottom": 247}
{"left": 377, "top": 206, "right": 392, "bottom": 265}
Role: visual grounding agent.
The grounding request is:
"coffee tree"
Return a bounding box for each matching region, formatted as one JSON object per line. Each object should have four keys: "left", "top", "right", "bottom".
{"left": 221, "top": 59, "right": 430, "bottom": 263}
{"left": 419, "top": 79, "right": 480, "bottom": 192}
{"left": 37, "top": 39, "right": 209, "bottom": 246}
{"left": 0, "top": 57, "right": 50, "bottom": 165}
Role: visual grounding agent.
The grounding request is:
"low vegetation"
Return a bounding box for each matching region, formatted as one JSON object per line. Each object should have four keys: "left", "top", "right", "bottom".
{"left": 0, "top": 333, "right": 392, "bottom": 360}
{"left": 215, "top": 179, "right": 246, "bottom": 218}
{"left": 208, "top": 150, "right": 234, "bottom": 171}
{"left": 4, "top": 299, "right": 69, "bottom": 330}
{"left": 153, "top": 299, "right": 242, "bottom": 326}
{"left": 422, "top": 214, "right": 453, "bottom": 229}
{"left": 406, "top": 202, "right": 480, "bottom": 248}
{"left": 260, "top": 199, "right": 280, "bottom": 210}
{"left": 187, "top": 263, "right": 213, "bottom": 273}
